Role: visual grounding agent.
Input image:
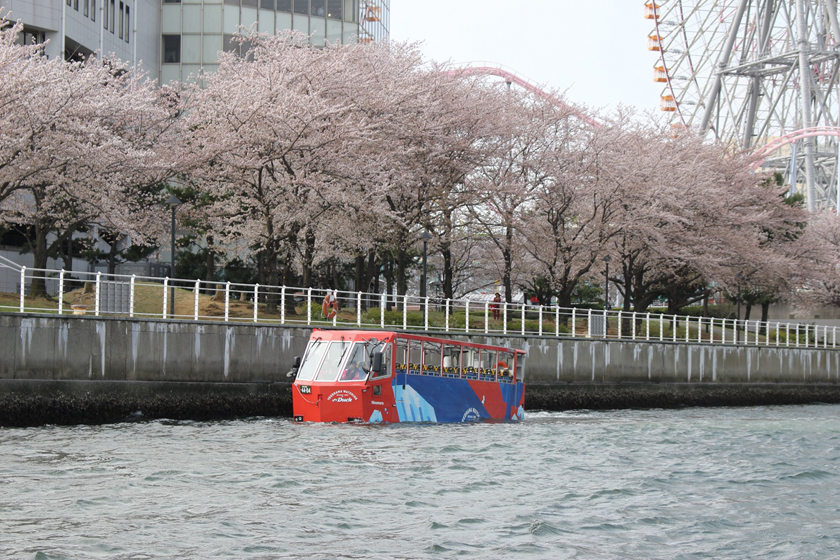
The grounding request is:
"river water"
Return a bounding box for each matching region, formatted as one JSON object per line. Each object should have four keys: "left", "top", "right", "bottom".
{"left": 1, "top": 405, "right": 839, "bottom": 559}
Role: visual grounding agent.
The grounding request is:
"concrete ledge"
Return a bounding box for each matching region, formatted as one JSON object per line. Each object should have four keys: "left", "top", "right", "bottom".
{"left": 0, "top": 379, "right": 293, "bottom": 427}
{"left": 526, "top": 382, "right": 840, "bottom": 411}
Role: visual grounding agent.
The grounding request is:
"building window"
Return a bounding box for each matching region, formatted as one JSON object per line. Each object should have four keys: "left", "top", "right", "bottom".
{"left": 103, "top": 0, "right": 108, "bottom": 28}
{"left": 260, "top": 0, "right": 273, "bottom": 9}
{"left": 163, "top": 0, "right": 181, "bottom": 3}
{"left": 311, "top": 0, "right": 324, "bottom": 16}
{"left": 294, "top": 0, "right": 307, "bottom": 14}
{"left": 84, "top": 0, "right": 89, "bottom": 17}
{"left": 163, "top": 35, "right": 181, "bottom": 63}
{"left": 66, "top": 0, "right": 71, "bottom": 6}
{"left": 74, "top": 0, "right": 79, "bottom": 10}
{"left": 277, "top": 0, "right": 291, "bottom": 11}
{"left": 110, "top": 0, "right": 115, "bottom": 32}
{"left": 326, "top": 0, "right": 341, "bottom": 19}
{"left": 124, "top": 6, "right": 129, "bottom": 43}
{"left": 118, "top": 2, "right": 123, "bottom": 39}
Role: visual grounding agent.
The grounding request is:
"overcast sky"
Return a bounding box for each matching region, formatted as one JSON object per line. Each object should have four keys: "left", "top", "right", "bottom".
{"left": 389, "top": 0, "right": 663, "bottom": 115}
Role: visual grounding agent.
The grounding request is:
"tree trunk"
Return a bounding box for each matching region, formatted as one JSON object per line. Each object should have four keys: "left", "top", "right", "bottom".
{"left": 280, "top": 249, "right": 298, "bottom": 316}
{"left": 302, "top": 228, "right": 315, "bottom": 289}
{"left": 503, "top": 225, "right": 513, "bottom": 303}
{"left": 205, "top": 236, "right": 216, "bottom": 287}
{"left": 366, "top": 249, "right": 378, "bottom": 309}
{"left": 29, "top": 222, "right": 50, "bottom": 298}
{"left": 761, "top": 302, "right": 770, "bottom": 336}
{"left": 441, "top": 244, "right": 453, "bottom": 302}
{"left": 396, "top": 248, "right": 408, "bottom": 298}
{"left": 107, "top": 241, "right": 118, "bottom": 275}
{"left": 385, "top": 256, "right": 394, "bottom": 311}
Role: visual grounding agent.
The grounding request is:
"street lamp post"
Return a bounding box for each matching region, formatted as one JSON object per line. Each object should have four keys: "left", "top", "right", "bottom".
{"left": 167, "top": 195, "right": 181, "bottom": 318}
{"left": 603, "top": 255, "right": 611, "bottom": 310}
{"left": 420, "top": 231, "right": 431, "bottom": 306}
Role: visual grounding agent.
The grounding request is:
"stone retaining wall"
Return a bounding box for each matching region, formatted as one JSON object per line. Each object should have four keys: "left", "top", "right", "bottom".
{"left": 2, "top": 313, "right": 839, "bottom": 425}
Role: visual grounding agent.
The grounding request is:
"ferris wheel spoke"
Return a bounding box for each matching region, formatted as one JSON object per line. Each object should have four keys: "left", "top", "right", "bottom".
{"left": 645, "top": 0, "right": 840, "bottom": 211}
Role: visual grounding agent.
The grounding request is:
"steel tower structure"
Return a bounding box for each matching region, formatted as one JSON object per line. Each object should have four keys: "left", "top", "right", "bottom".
{"left": 646, "top": 0, "right": 840, "bottom": 211}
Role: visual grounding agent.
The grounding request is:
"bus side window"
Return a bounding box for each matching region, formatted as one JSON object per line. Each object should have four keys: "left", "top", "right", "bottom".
{"left": 409, "top": 340, "right": 422, "bottom": 373}
{"left": 395, "top": 338, "right": 409, "bottom": 373}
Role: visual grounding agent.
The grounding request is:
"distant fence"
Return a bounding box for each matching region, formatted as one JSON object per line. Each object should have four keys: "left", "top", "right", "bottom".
{"left": 1, "top": 263, "right": 836, "bottom": 350}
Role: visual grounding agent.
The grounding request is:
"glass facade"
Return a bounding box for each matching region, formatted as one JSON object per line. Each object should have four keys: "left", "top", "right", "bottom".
{"left": 159, "top": 0, "right": 390, "bottom": 84}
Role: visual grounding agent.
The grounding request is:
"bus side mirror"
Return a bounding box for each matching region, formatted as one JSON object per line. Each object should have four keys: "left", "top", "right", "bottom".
{"left": 286, "top": 356, "right": 301, "bottom": 378}
{"left": 372, "top": 352, "right": 383, "bottom": 374}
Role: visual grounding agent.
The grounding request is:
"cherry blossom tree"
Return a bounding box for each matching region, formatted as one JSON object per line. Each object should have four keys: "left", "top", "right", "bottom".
{"left": 0, "top": 16, "right": 179, "bottom": 294}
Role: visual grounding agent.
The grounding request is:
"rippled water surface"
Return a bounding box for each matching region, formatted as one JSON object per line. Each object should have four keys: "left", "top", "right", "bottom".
{"left": 2, "top": 405, "right": 840, "bottom": 559}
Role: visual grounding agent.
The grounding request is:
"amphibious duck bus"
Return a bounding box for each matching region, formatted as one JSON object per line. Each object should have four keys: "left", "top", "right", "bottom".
{"left": 289, "top": 329, "right": 526, "bottom": 423}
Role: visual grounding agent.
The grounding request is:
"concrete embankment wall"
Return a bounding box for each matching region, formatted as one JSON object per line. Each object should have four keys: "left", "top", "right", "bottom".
{"left": 2, "top": 313, "right": 840, "bottom": 426}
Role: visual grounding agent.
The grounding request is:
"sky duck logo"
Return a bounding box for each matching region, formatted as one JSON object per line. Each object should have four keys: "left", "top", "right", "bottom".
{"left": 327, "top": 390, "right": 358, "bottom": 403}
{"left": 461, "top": 407, "right": 480, "bottom": 422}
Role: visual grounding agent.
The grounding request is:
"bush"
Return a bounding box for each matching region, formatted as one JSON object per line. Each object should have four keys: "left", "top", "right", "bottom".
{"left": 678, "top": 304, "right": 736, "bottom": 320}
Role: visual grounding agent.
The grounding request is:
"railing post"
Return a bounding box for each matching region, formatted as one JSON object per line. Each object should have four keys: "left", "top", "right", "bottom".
{"left": 572, "top": 308, "right": 577, "bottom": 338}
{"left": 503, "top": 302, "right": 508, "bottom": 335}
{"left": 193, "top": 279, "right": 200, "bottom": 321}
{"left": 618, "top": 310, "right": 622, "bottom": 339}
{"left": 254, "top": 283, "right": 260, "bottom": 323}
{"left": 645, "top": 312, "right": 650, "bottom": 341}
{"left": 381, "top": 293, "right": 386, "bottom": 329}
{"left": 307, "top": 288, "right": 312, "bottom": 325}
{"left": 95, "top": 272, "right": 101, "bottom": 316}
{"left": 631, "top": 311, "right": 636, "bottom": 339}
{"left": 333, "top": 293, "right": 338, "bottom": 326}
{"left": 162, "top": 277, "right": 169, "bottom": 319}
{"left": 465, "top": 300, "right": 470, "bottom": 334}
{"left": 587, "top": 308, "right": 592, "bottom": 338}
{"left": 58, "top": 269, "right": 65, "bottom": 315}
{"left": 834, "top": 326, "right": 837, "bottom": 348}
{"left": 129, "top": 275, "right": 135, "bottom": 318}
{"left": 224, "top": 282, "right": 230, "bottom": 322}
{"left": 787, "top": 323, "right": 790, "bottom": 347}
{"left": 604, "top": 309, "right": 609, "bottom": 339}
{"left": 358, "top": 292, "right": 363, "bottom": 327}
{"left": 403, "top": 294, "right": 408, "bottom": 330}
{"left": 424, "top": 296, "right": 429, "bottom": 331}
{"left": 805, "top": 325, "right": 809, "bottom": 348}
{"left": 19, "top": 266, "right": 25, "bottom": 313}
{"left": 253, "top": 283, "right": 259, "bottom": 323}
{"left": 776, "top": 323, "right": 779, "bottom": 347}
{"left": 697, "top": 317, "right": 701, "bottom": 343}
{"left": 280, "top": 286, "right": 286, "bottom": 325}
{"left": 539, "top": 305, "right": 543, "bottom": 336}
{"left": 555, "top": 305, "right": 560, "bottom": 337}
{"left": 484, "top": 301, "right": 489, "bottom": 334}
{"left": 445, "top": 298, "right": 450, "bottom": 332}
{"left": 672, "top": 314, "right": 677, "bottom": 342}
{"left": 521, "top": 303, "right": 526, "bottom": 336}
{"left": 659, "top": 314, "right": 664, "bottom": 341}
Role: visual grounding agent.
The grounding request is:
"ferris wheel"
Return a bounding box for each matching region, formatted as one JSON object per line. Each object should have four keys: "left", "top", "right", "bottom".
{"left": 645, "top": 0, "right": 840, "bottom": 211}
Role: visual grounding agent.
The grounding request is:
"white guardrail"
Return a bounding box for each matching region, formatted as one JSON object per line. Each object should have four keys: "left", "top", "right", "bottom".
{"left": 1, "top": 265, "right": 836, "bottom": 349}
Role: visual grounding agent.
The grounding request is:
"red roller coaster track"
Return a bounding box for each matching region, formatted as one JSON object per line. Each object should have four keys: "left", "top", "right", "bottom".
{"left": 446, "top": 63, "right": 602, "bottom": 128}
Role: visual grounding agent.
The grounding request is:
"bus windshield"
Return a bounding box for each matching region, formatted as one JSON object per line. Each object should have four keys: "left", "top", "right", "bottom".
{"left": 295, "top": 339, "right": 329, "bottom": 381}
{"left": 313, "top": 340, "right": 353, "bottom": 382}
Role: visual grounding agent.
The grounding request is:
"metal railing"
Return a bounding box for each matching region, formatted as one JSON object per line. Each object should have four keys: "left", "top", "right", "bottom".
{"left": 1, "top": 264, "right": 836, "bottom": 349}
